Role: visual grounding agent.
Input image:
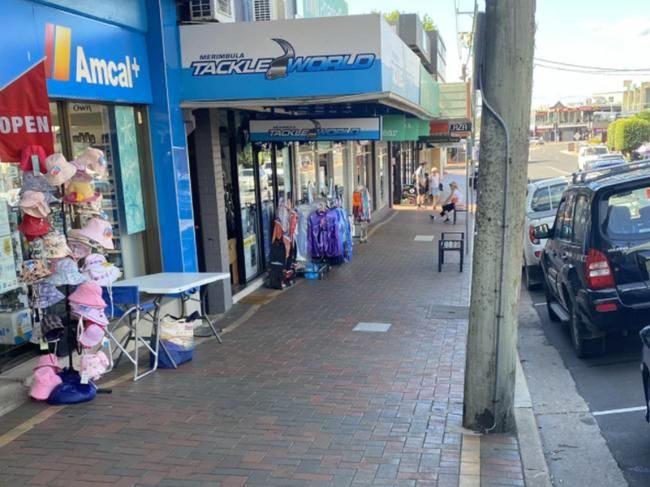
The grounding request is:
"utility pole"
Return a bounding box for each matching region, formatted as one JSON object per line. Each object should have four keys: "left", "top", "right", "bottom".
{"left": 463, "top": 0, "right": 536, "bottom": 433}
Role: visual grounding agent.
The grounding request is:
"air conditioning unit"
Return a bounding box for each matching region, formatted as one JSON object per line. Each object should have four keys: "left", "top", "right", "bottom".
{"left": 189, "top": 0, "right": 235, "bottom": 22}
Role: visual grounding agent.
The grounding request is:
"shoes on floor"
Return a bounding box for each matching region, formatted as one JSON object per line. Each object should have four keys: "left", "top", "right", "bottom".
{"left": 444, "top": 218, "right": 451, "bottom": 223}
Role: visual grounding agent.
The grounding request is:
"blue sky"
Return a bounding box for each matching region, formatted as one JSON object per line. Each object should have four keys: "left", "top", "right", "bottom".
{"left": 348, "top": 0, "right": 650, "bottom": 107}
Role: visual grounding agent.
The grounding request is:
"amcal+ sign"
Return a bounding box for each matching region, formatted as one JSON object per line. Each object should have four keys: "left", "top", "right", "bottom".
{"left": 45, "top": 23, "right": 141, "bottom": 88}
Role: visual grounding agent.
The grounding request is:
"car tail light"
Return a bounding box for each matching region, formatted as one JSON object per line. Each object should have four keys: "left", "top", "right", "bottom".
{"left": 595, "top": 303, "right": 617, "bottom": 312}
{"left": 585, "top": 249, "right": 615, "bottom": 289}
{"left": 529, "top": 225, "right": 540, "bottom": 245}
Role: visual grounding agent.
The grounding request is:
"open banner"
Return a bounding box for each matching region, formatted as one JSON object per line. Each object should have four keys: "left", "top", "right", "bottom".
{"left": 0, "top": 61, "right": 53, "bottom": 162}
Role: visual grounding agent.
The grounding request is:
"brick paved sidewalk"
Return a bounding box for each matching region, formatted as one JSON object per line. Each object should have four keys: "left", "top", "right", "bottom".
{"left": 0, "top": 208, "right": 524, "bottom": 487}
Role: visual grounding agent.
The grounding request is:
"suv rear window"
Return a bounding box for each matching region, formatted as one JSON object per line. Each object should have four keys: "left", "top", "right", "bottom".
{"left": 531, "top": 183, "right": 567, "bottom": 212}
{"left": 585, "top": 147, "right": 608, "bottom": 156}
{"left": 601, "top": 184, "right": 650, "bottom": 240}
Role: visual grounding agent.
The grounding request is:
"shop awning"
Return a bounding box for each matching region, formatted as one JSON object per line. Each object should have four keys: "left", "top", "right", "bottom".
{"left": 178, "top": 15, "right": 439, "bottom": 121}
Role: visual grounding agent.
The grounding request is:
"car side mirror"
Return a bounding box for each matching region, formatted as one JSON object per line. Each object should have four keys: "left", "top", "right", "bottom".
{"left": 640, "top": 326, "right": 650, "bottom": 348}
{"left": 534, "top": 224, "right": 551, "bottom": 240}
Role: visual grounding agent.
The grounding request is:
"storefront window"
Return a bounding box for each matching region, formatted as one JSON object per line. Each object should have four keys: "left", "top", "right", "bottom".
{"left": 317, "top": 143, "right": 332, "bottom": 197}
{"left": 50, "top": 102, "right": 63, "bottom": 154}
{"left": 333, "top": 144, "right": 345, "bottom": 198}
{"left": 297, "top": 143, "right": 316, "bottom": 203}
{"left": 257, "top": 147, "right": 274, "bottom": 268}
{"left": 276, "top": 145, "right": 292, "bottom": 202}
{"left": 236, "top": 140, "right": 259, "bottom": 281}
{"left": 377, "top": 142, "right": 388, "bottom": 206}
{"left": 67, "top": 102, "right": 146, "bottom": 277}
{"left": 354, "top": 142, "right": 371, "bottom": 189}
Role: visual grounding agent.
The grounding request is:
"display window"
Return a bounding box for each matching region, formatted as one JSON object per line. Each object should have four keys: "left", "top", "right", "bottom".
{"left": 0, "top": 100, "right": 154, "bottom": 371}
{"left": 354, "top": 142, "right": 372, "bottom": 189}
{"left": 376, "top": 142, "right": 388, "bottom": 207}
{"left": 297, "top": 143, "right": 316, "bottom": 204}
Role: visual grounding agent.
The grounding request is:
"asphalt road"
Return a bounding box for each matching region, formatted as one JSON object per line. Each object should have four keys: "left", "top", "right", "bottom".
{"left": 528, "top": 141, "right": 578, "bottom": 181}
{"left": 524, "top": 143, "right": 650, "bottom": 486}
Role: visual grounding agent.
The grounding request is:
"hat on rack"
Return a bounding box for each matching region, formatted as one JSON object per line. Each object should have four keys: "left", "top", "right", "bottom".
{"left": 17, "top": 214, "right": 50, "bottom": 241}
{"left": 80, "top": 351, "right": 109, "bottom": 380}
{"left": 33, "top": 282, "right": 66, "bottom": 309}
{"left": 82, "top": 254, "right": 121, "bottom": 286}
{"left": 34, "top": 353, "right": 62, "bottom": 372}
{"left": 40, "top": 315, "right": 65, "bottom": 343}
{"left": 47, "top": 257, "right": 88, "bottom": 286}
{"left": 75, "top": 148, "right": 107, "bottom": 176}
{"left": 43, "top": 232, "right": 72, "bottom": 260}
{"left": 20, "top": 145, "right": 47, "bottom": 173}
{"left": 47, "top": 378, "right": 96, "bottom": 405}
{"left": 72, "top": 304, "right": 109, "bottom": 326}
{"left": 30, "top": 367, "right": 62, "bottom": 401}
{"left": 70, "top": 169, "right": 93, "bottom": 183}
{"left": 19, "top": 259, "right": 51, "bottom": 284}
{"left": 45, "top": 153, "right": 76, "bottom": 186}
{"left": 64, "top": 180, "right": 101, "bottom": 204}
{"left": 21, "top": 172, "right": 51, "bottom": 193}
{"left": 68, "top": 281, "right": 106, "bottom": 308}
{"left": 77, "top": 320, "right": 107, "bottom": 347}
{"left": 77, "top": 218, "right": 114, "bottom": 250}
{"left": 19, "top": 191, "right": 51, "bottom": 219}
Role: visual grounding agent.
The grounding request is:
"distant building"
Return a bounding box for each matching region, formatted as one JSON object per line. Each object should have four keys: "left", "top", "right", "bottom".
{"left": 233, "top": 0, "right": 297, "bottom": 21}
{"left": 622, "top": 81, "right": 650, "bottom": 115}
{"left": 302, "top": 0, "right": 348, "bottom": 18}
{"left": 533, "top": 99, "right": 621, "bottom": 142}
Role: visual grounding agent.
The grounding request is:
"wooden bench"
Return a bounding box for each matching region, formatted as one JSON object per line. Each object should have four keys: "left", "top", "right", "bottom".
{"left": 438, "top": 232, "right": 465, "bottom": 272}
{"left": 453, "top": 204, "right": 467, "bottom": 225}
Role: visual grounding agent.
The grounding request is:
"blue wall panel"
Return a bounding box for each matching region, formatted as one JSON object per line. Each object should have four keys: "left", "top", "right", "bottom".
{"left": 32, "top": 0, "right": 147, "bottom": 31}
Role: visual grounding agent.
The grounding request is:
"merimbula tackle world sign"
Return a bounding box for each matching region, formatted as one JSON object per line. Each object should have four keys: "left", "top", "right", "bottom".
{"left": 180, "top": 16, "right": 384, "bottom": 101}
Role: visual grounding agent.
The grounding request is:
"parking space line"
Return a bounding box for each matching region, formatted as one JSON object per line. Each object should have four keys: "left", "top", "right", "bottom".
{"left": 534, "top": 302, "right": 546, "bottom": 307}
{"left": 592, "top": 406, "right": 646, "bottom": 416}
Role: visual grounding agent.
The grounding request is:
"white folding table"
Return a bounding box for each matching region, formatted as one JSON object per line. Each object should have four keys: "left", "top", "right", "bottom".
{"left": 110, "top": 272, "right": 230, "bottom": 374}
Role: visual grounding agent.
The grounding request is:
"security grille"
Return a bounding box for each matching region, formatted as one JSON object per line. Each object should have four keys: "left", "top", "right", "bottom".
{"left": 253, "top": 0, "right": 271, "bottom": 21}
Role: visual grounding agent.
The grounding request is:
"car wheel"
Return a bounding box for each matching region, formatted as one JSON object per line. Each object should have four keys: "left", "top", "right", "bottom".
{"left": 524, "top": 265, "right": 540, "bottom": 291}
{"left": 570, "top": 304, "right": 605, "bottom": 358}
{"left": 545, "top": 283, "right": 561, "bottom": 322}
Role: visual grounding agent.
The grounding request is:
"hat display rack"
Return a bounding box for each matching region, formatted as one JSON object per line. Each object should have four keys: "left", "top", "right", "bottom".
{"left": 15, "top": 145, "right": 122, "bottom": 404}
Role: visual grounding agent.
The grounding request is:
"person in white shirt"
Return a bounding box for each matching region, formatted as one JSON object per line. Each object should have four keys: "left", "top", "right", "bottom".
{"left": 429, "top": 168, "right": 441, "bottom": 213}
{"left": 439, "top": 181, "right": 463, "bottom": 223}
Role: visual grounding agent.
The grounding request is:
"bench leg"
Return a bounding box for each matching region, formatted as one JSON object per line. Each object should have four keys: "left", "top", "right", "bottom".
{"left": 460, "top": 244, "right": 464, "bottom": 272}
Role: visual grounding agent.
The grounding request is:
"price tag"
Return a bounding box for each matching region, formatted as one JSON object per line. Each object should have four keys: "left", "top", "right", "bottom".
{"left": 80, "top": 371, "right": 90, "bottom": 385}
{"left": 31, "top": 155, "right": 40, "bottom": 174}
{"left": 39, "top": 339, "right": 48, "bottom": 351}
{"left": 102, "top": 338, "right": 110, "bottom": 349}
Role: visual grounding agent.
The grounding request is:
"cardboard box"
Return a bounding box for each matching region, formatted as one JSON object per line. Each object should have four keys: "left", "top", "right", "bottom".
{"left": 0, "top": 309, "right": 32, "bottom": 345}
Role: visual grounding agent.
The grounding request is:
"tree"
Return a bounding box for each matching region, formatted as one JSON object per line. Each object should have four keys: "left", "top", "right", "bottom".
{"left": 635, "top": 111, "right": 650, "bottom": 123}
{"left": 607, "top": 120, "right": 619, "bottom": 151}
{"left": 422, "top": 14, "right": 437, "bottom": 31}
{"left": 615, "top": 118, "right": 650, "bottom": 156}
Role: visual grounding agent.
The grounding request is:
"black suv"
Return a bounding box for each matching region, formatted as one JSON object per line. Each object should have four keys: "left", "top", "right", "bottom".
{"left": 536, "top": 161, "right": 650, "bottom": 358}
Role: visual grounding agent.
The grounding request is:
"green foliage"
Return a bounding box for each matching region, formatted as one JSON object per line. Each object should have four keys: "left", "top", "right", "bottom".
{"left": 422, "top": 14, "right": 437, "bottom": 31}
{"left": 635, "top": 111, "right": 650, "bottom": 123}
{"left": 615, "top": 118, "right": 650, "bottom": 155}
{"left": 607, "top": 120, "right": 618, "bottom": 150}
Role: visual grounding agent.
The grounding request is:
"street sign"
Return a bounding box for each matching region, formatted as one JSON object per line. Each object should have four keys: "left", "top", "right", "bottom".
{"left": 449, "top": 121, "right": 472, "bottom": 133}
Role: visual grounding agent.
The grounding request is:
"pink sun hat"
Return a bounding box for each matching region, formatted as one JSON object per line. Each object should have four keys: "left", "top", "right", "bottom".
{"left": 75, "top": 148, "right": 107, "bottom": 176}
{"left": 80, "top": 351, "right": 109, "bottom": 380}
{"left": 30, "top": 367, "right": 62, "bottom": 401}
{"left": 82, "top": 254, "right": 122, "bottom": 286}
{"left": 78, "top": 322, "right": 106, "bottom": 348}
{"left": 45, "top": 153, "right": 76, "bottom": 186}
{"left": 34, "top": 353, "right": 62, "bottom": 372}
{"left": 68, "top": 281, "right": 106, "bottom": 308}
{"left": 19, "top": 191, "right": 51, "bottom": 219}
{"left": 71, "top": 304, "right": 109, "bottom": 327}
{"left": 77, "top": 218, "right": 114, "bottom": 250}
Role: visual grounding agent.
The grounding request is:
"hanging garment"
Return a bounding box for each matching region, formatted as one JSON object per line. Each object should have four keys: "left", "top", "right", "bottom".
{"left": 308, "top": 209, "right": 330, "bottom": 259}
{"left": 295, "top": 204, "right": 314, "bottom": 261}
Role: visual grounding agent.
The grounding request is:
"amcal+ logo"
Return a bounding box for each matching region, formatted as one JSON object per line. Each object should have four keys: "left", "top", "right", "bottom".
{"left": 44, "top": 23, "right": 140, "bottom": 87}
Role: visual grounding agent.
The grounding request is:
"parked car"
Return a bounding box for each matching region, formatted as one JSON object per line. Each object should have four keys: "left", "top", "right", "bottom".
{"left": 578, "top": 145, "right": 609, "bottom": 171}
{"left": 640, "top": 325, "right": 650, "bottom": 421}
{"left": 536, "top": 160, "right": 650, "bottom": 358}
{"left": 523, "top": 177, "right": 568, "bottom": 289}
{"left": 587, "top": 154, "right": 626, "bottom": 171}
{"left": 528, "top": 136, "right": 544, "bottom": 145}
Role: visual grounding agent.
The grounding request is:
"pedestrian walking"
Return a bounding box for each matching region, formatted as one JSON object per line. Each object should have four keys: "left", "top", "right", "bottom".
{"left": 414, "top": 163, "right": 428, "bottom": 208}
{"left": 439, "top": 181, "right": 463, "bottom": 223}
{"left": 429, "top": 168, "right": 441, "bottom": 217}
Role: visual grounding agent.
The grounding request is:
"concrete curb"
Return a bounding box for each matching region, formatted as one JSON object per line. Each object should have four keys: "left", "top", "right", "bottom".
{"left": 515, "top": 356, "right": 553, "bottom": 487}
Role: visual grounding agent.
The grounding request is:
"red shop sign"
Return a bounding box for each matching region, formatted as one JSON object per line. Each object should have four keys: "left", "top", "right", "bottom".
{"left": 0, "top": 61, "right": 54, "bottom": 162}
{"left": 429, "top": 121, "right": 449, "bottom": 135}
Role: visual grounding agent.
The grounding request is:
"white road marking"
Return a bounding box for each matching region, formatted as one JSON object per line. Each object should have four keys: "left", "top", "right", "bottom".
{"left": 534, "top": 302, "right": 547, "bottom": 307}
{"left": 592, "top": 406, "right": 646, "bottom": 416}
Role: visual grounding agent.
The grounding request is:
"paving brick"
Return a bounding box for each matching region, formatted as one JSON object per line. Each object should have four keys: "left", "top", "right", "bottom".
{"left": 0, "top": 208, "right": 525, "bottom": 487}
